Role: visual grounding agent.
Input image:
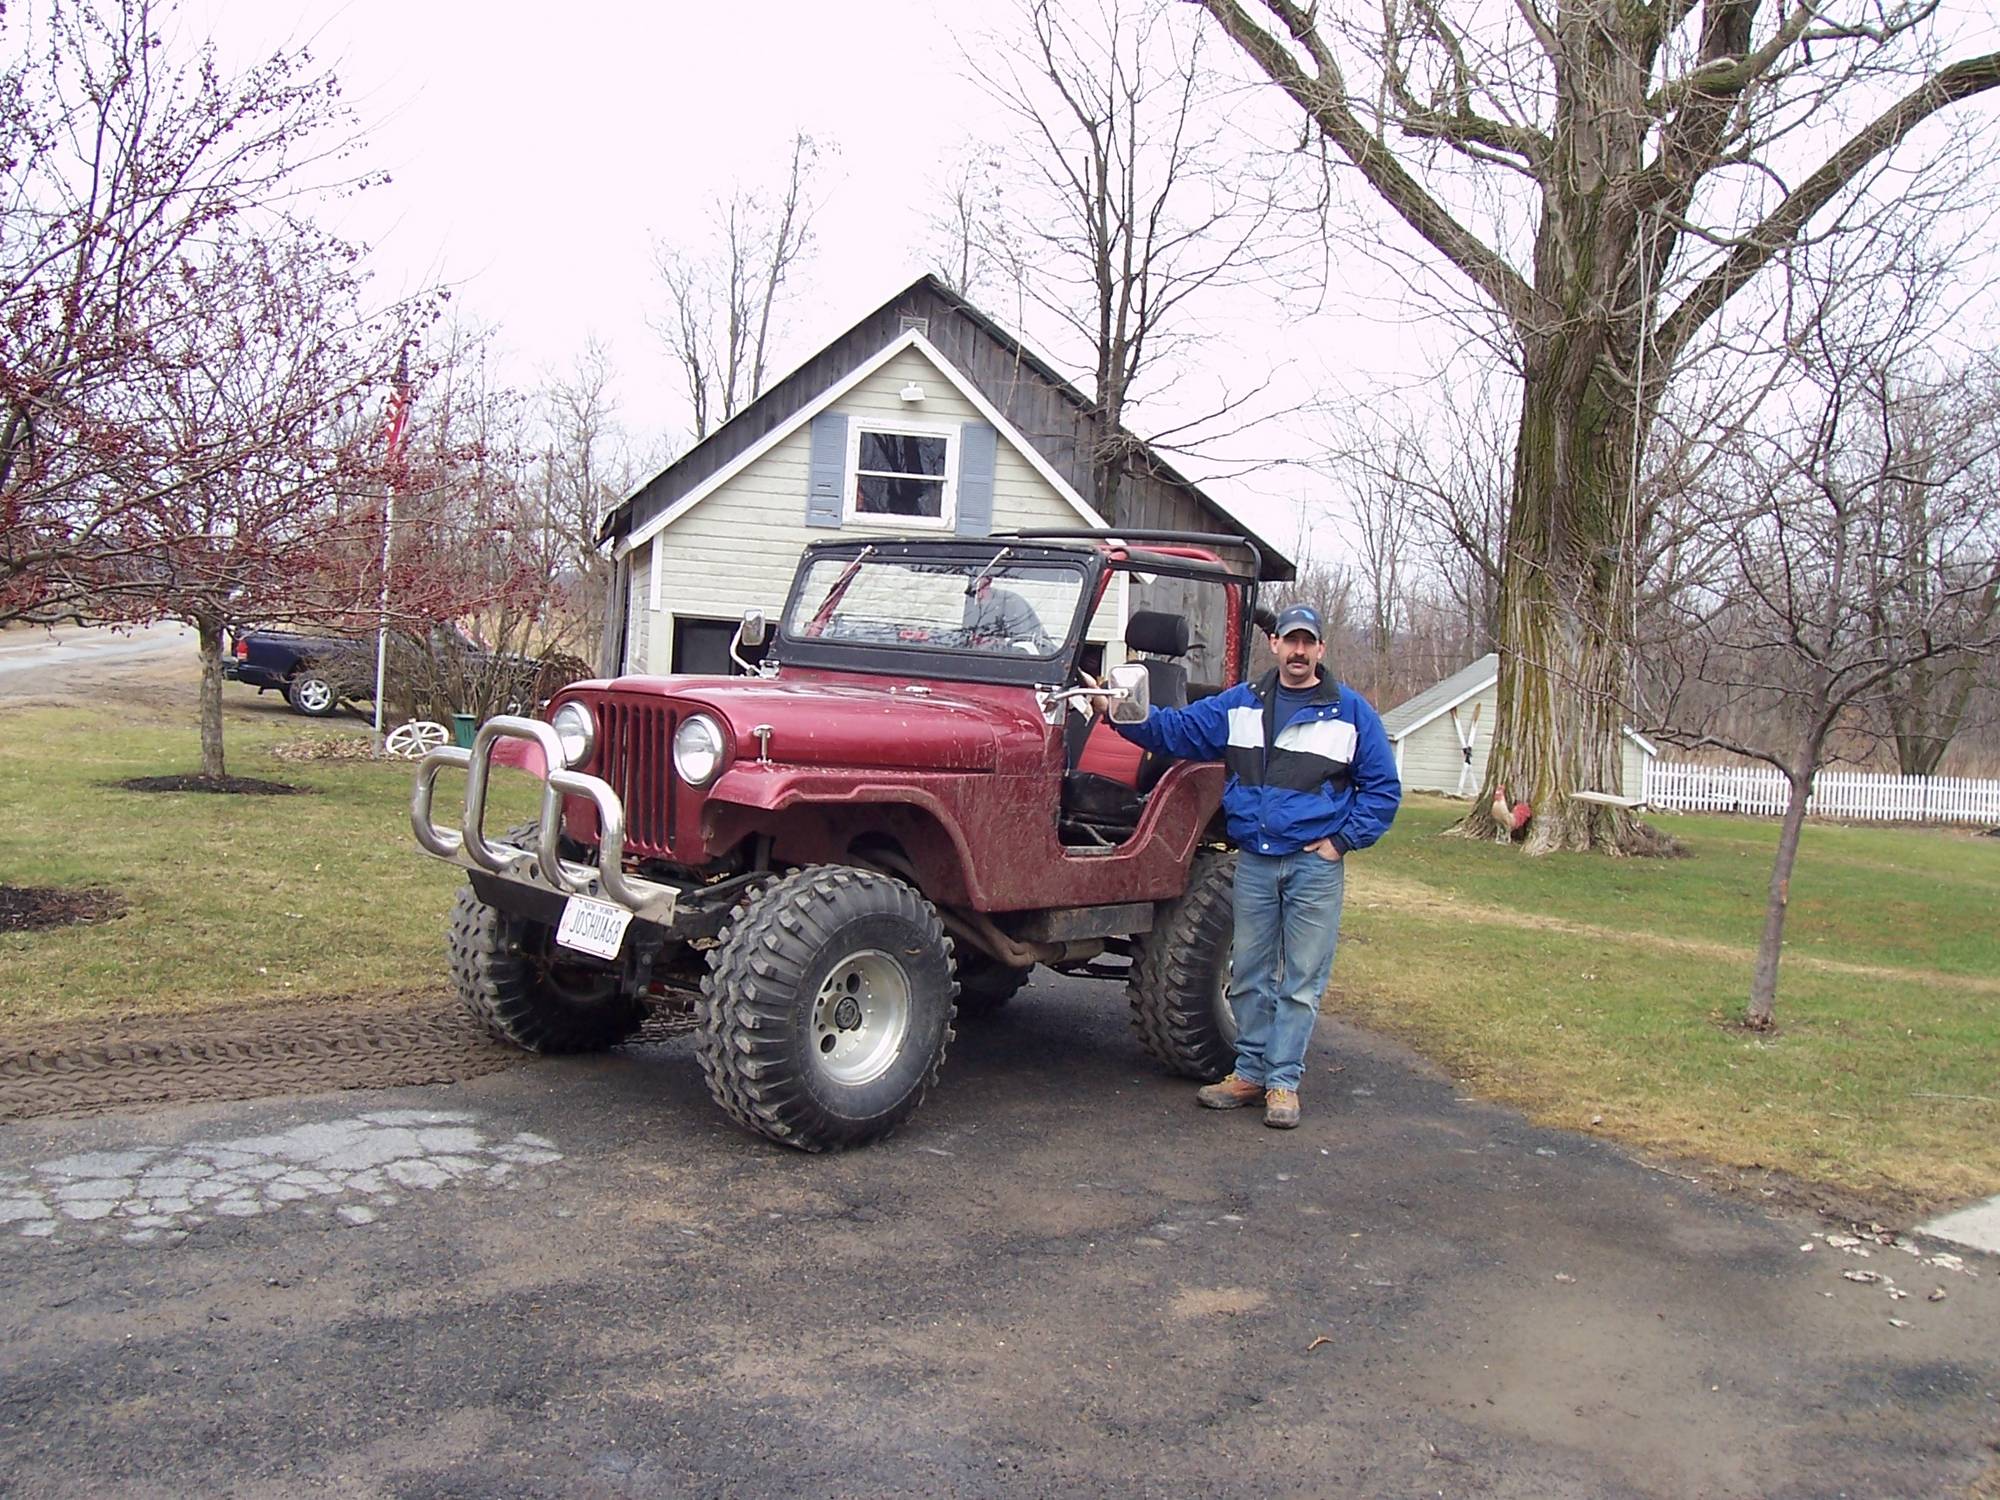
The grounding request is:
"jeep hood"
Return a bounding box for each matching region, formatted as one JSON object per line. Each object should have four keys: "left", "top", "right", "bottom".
{"left": 640, "top": 675, "right": 1024, "bottom": 773}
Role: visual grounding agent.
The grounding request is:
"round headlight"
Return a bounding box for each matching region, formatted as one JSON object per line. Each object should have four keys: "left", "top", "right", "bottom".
{"left": 550, "top": 701, "right": 595, "bottom": 768}
{"left": 673, "top": 714, "right": 726, "bottom": 785}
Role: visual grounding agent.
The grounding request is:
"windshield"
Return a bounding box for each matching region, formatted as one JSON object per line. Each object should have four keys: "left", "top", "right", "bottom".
{"left": 785, "top": 553, "right": 1086, "bottom": 659}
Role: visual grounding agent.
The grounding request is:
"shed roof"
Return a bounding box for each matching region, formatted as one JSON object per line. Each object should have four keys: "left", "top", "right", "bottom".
{"left": 1381, "top": 654, "right": 1499, "bottom": 740}
{"left": 1381, "top": 652, "right": 1660, "bottom": 757}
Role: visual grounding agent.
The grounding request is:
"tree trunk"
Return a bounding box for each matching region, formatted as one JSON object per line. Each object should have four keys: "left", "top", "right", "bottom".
{"left": 195, "top": 613, "right": 226, "bottom": 780}
{"left": 1457, "top": 337, "right": 1660, "bottom": 855}
{"left": 1748, "top": 768, "right": 1814, "bottom": 1028}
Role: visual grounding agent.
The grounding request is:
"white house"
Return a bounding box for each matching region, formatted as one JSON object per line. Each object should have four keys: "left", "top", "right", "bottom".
{"left": 1381, "top": 654, "right": 1658, "bottom": 798}
{"left": 595, "top": 276, "right": 1291, "bottom": 682}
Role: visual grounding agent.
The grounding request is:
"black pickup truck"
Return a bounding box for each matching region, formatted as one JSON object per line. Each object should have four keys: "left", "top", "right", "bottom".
{"left": 224, "top": 627, "right": 363, "bottom": 716}
{"left": 225, "top": 624, "right": 579, "bottom": 720}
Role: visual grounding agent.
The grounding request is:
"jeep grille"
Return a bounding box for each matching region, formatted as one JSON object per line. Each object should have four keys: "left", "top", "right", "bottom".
{"left": 594, "top": 698, "right": 680, "bottom": 855}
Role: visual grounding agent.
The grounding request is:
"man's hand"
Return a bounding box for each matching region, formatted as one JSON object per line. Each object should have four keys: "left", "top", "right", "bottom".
{"left": 1307, "top": 837, "right": 1343, "bottom": 862}
{"left": 1079, "top": 669, "right": 1112, "bottom": 720}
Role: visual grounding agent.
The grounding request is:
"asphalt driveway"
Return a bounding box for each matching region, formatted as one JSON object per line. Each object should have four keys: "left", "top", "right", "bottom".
{"left": 1, "top": 977, "right": 1994, "bottom": 1499}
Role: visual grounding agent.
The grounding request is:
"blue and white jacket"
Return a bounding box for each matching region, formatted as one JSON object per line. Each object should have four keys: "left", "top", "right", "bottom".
{"left": 1114, "top": 667, "right": 1401, "bottom": 857}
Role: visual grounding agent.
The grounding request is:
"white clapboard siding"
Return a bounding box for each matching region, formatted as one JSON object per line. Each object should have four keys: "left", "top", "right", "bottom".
{"left": 1643, "top": 762, "right": 2000, "bottom": 824}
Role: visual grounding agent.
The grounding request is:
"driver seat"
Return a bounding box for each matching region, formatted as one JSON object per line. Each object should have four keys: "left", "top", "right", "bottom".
{"left": 1059, "top": 609, "right": 1193, "bottom": 839}
{"left": 1123, "top": 610, "right": 1189, "bottom": 793}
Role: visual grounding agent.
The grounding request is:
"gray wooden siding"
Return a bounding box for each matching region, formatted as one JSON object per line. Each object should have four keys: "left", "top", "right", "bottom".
{"left": 626, "top": 560, "right": 653, "bottom": 672}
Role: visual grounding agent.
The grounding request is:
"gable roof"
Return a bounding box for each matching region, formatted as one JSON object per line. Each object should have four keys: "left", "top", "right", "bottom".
{"left": 1382, "top": 652, "right": 1660, "bottom": 757}
{"left": 600, "top": 274, "right": 1295, "bottom": 580}
{"left": 1381, "top": 654, "right": 1499, "bottom": 740}
{"left": 615, "top": 329, "right": 1106, "bottom": 558}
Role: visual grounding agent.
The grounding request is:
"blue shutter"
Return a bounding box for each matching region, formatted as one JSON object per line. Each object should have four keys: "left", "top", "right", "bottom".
{"left": 805, "top": 411, "right": 847, "bottom": 528}
{"left": 955, "top": 421, "right": 997, "bottom": 536}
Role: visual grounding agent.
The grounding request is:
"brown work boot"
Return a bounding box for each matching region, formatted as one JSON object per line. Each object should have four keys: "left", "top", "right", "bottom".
{"left": 1263, "top": 1087, "right": 1301, "bottom": 1129}
{"left": 1196, "top": 1073, "right": 1265, "bottom": 1110}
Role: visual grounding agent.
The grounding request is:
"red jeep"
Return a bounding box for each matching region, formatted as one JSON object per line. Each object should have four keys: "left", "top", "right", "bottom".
{"left": 412, "top": 530, "right": 1263, "bottom": 1151}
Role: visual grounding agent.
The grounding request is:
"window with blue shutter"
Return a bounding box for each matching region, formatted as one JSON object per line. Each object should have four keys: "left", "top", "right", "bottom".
{"left": 955, "top": 421, "right": 997, "bottom": 537}
{"left": 805, "top": 411, "right": 848, "bottom": 528}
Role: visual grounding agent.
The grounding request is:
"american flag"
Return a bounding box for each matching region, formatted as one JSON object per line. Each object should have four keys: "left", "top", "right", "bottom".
{"left": 382, "top": 346, "right": 411, "bottom": 469}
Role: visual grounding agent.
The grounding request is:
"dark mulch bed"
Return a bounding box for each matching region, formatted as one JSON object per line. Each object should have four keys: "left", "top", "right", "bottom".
{"left": 0, "top": 886, "right": 126, "bottom": 933}
{"left": 113, "top": 773, "right": 304, "bottom": 796}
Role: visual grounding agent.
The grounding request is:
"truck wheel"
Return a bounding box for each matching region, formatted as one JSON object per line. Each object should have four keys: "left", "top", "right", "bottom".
{"left": 1128, "top": 850, "right": 1238, "bottom": 1079}
{"left": 287, "top": 666, "right": 339, "bottom": 717}
{"left": 698, "top": 866, "right": 957, "bottom": 1152}
{"left": 954, "top": 954, "right": 1032, "bottom": 1018}
{"left": 448, "top": 826, "right": 647, "bottom": 1053}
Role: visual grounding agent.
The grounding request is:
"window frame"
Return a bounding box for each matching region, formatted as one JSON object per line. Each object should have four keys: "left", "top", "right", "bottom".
{"left": 842, "top": 417, "right": 958, "bottom": 530}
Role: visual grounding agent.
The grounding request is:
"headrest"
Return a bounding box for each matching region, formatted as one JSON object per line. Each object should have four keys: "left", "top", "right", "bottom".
{"left": 1126, "top": 609, "right": 1190, "bottom": 658}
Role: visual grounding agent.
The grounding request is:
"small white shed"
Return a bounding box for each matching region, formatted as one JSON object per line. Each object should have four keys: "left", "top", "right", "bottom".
{"left": 1381, "top": 654, "right": 1657, "bottom": 798}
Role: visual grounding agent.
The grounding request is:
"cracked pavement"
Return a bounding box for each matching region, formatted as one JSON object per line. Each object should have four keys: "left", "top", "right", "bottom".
{"left": 2, "top": 979, "right": 1996, "bottom": 1498}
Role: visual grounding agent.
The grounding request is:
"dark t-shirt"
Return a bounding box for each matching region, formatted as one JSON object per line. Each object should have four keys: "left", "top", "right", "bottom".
{"left": 1273, "top": 682, "right": 1317, "bottom": 731}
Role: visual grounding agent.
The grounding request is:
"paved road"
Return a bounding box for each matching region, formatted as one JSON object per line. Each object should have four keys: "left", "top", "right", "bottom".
{"left": 0, "top": 622, "right": 194, "bottom": 684}
{"left": 1, "top": 983, "right": 1994, "bottom": 1499}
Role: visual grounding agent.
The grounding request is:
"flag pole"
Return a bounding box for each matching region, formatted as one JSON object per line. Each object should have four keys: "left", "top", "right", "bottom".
{"left": 371, "top": 489, "right": 394, "bottom": 748}
{"left": 373, "top": 348, "right": 411, "bottom": 750}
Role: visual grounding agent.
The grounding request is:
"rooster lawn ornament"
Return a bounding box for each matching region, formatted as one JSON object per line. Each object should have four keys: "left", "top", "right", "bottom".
{"left": 1490, "top": 782, "right": 1532, "bottom": 842}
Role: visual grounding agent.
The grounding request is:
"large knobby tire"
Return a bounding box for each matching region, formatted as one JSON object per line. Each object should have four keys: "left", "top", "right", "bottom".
{"left": 953, "top": 953, "right": 1033, "bottom": 1019}
{"left": 1128, "top": 849, "right": 1238, "bottom": 1079}
{"left": 698, "top": 866, "right": 957, "bottom": 1152}
{"left": 447, "top": 826, "right": 648, "bottom": 1054}
{"left": 286, "top": 665, "right": 340, "bottom": 717}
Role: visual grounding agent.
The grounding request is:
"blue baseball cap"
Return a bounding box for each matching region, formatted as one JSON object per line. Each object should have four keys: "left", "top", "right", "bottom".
{"left": 1272, "top": 604, "right": 1323, "bottom": 641}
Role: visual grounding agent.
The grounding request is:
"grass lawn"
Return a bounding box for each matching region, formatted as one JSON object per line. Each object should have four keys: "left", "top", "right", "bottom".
{"left": 4, "top": 683, "right": 1995, "bottom": 1215}
{"left": 1337, "top": 795, "right": 2000, "bottom": 1214}
{"left": 0, "top": 694, "right": 539, "bottom": 1026}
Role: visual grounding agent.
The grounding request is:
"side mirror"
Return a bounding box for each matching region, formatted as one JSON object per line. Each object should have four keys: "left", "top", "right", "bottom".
{"left": 1106, "top": 662, "right": 1151, "bottom": 724}
{"left": 730, "top": 609, "right": 769, "bottom": 675}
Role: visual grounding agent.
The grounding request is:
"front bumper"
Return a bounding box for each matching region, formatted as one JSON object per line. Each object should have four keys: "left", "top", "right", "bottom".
{"left": 411, "top": 715, "right": 684, "bottom": 926}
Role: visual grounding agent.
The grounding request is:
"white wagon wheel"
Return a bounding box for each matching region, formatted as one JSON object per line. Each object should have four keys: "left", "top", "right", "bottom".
{"left": 386, "top": 720, "right": 450, "bottom": 759}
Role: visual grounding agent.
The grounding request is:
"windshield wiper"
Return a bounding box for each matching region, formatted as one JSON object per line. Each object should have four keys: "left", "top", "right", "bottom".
{"left": 803, "top": 546, "right": 876, "bottom": 637}
{"left": 963, "top": 546, "right": 1014, "bottom": 597}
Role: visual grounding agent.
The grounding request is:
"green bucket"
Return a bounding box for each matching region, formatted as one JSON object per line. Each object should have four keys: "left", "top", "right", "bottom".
{"left": 451, "top": 713, "right": 478, "bottom": 749}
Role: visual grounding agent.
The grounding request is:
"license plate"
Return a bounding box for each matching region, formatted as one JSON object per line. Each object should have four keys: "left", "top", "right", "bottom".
{"left": 555, "top": 894, "right": 632, "bottom": 960}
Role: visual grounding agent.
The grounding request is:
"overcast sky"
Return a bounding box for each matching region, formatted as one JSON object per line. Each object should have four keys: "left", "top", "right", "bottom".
{"left": 183, "top": 0, "right": 1418, "bottom": 564}
{"left": 183, "top": 0, "right": 2000, "bottom": 571}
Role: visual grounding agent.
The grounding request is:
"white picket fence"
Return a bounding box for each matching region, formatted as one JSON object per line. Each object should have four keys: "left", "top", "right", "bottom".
{"left": 1643, "top": 761, "right": 2000, "bottom": 824}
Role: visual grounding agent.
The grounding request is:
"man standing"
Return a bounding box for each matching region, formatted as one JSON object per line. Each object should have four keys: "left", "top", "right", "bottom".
{"left": 1102, "top": 604, "right": 1401, "bottom": 1128}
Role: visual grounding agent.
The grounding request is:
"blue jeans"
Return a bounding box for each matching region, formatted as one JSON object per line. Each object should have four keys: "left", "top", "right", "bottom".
{"left": 1228, "top": 848, "right": 1346, "bottom": 1092}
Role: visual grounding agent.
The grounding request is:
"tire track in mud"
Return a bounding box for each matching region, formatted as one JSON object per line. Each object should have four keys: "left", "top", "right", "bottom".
{"left": 0, "top": 993, "right": 698, "bottom": 1123}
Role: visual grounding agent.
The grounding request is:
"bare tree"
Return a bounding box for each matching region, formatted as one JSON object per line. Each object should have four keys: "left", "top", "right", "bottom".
{"left": 1350, "top": 459, "right": 1412, "bottom": 687}
{"left": 1867, "top": 369, "right": 2000, "bottom": 774}
{"left": 650, "top": 133, "right": 827, "bottom": 443}
{"left": 961, "top": 0, "right": 1319, "bottom": 521}
{"left": 94, "top": 230, "right": 406, "bottom": 779}
{"left": 0, "top": 0, "right": 380, "bottom": 630}
{"left": 1646, "top": 254, "right": 2000, "bottom": 1027}
{"left": 1197, "top": 0, "right": 2000, "bottom": 852}
{"left": 535, "top": 339, "right": 629, "bottom": 653}
{"left": 925, "top": 152, "right": 1027, "bottom": 305}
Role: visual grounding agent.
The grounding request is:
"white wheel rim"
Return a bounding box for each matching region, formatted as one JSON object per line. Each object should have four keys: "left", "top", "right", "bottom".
{"left": 810, "top": 949, "right": 912, "bottom": 1088}
{"left": 296, "top": 678, "right": 333, "bottom": 712}
{"left": 387, "top": 721, "right": 449, "bottom": 758}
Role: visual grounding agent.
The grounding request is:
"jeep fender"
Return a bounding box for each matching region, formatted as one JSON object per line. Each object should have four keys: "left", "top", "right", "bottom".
{"left": 703, "top": 767, "right": 992, "bottom": 905}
